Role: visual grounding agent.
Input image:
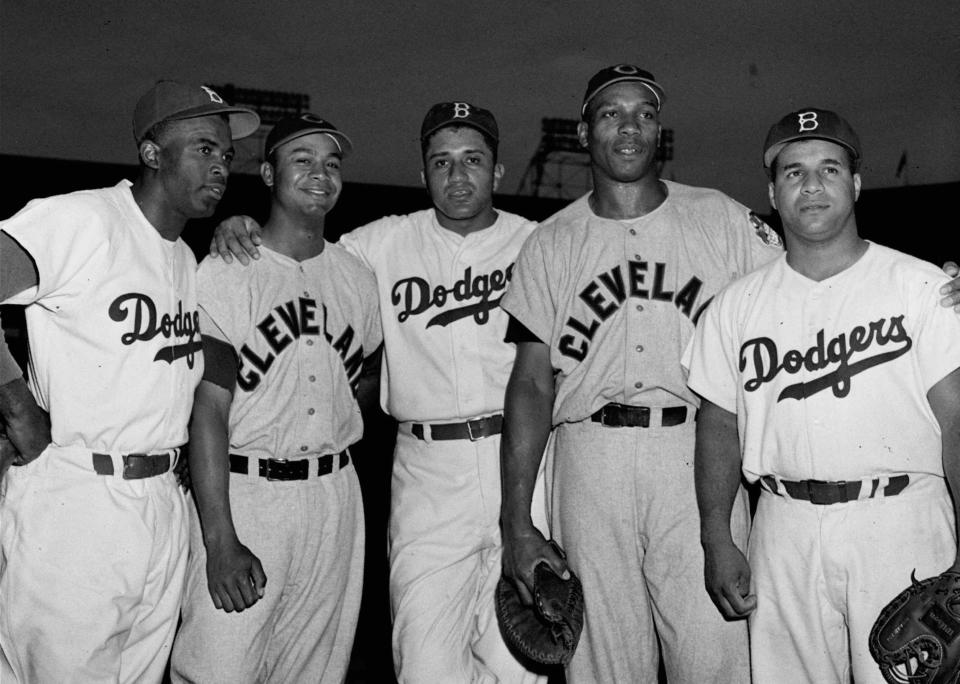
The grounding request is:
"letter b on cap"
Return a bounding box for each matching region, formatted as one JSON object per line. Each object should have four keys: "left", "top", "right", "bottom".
{"left": 201, "top": 86, "right": 225, "bottom": 104}
{"left": 452, "top": 102, "right": 471, "bottom": 119}
{"left": 797, "top": 111, "right": 819, "bottom": 132}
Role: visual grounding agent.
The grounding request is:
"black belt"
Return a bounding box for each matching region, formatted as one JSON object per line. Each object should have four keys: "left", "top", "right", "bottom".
{"left": 229, "top": 451, "right": 350, "bottom": 481}
{"left": 761, "top": 474, "right": 910, "bottom": 505}
{"left": 590, "top": 404, "right": 691, "bottom": 428}
{"left": 410, "top": 414, "right": 503, "bottom": 441}
{"left": 92, "top": 452, "right": 173, "bottom": 479}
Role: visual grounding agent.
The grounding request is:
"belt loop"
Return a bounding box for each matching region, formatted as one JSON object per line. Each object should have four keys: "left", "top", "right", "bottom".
{"left": 420, "top": 423, "right": 433, "bottom": 443}
{"left": 772, "top": 475, "right": 786, "bottom": 498}
{"left": 858, "top": 475, "right": 874, "bottom": 501}
{"left": 874, "top": 475, "right": 890, "bottom": 500}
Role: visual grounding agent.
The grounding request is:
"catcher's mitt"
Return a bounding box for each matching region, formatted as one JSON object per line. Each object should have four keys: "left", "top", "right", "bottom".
{"left": 869, "top": 569, "right": 960, "bottom": 684}
{"left": 495, "top": 543, "right": 584, "bottom": 668}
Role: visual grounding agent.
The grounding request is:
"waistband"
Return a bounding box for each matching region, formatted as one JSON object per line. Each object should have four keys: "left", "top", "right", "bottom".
{"left": 229, "top": 450, "right": 350, "bottom": 481}
{"left": 91, "top": 450, "right": 179, "bottom": 480}
{"left": 760, "top": 474, "right": 910, "bottom": 505}
{"left": 590, "top": 404, "right": 693, "bottom": 428}
{"left": 409, "top": 414, "right": 503, "bottom": 442}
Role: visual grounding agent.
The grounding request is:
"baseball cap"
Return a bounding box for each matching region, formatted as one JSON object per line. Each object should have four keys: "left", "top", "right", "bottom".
{"left": 581, "top": 64, "right": 665, "bottom": 118}
{"left": 264, "top": 113, "right": 353, "bottom": 159}
{"left": 133, "top": 81, "right": 260, "bottom": 143}
{"left": 419, "top": 102, "right": 499, "bottom": 143}
{"left": 763, "top": 108, "right": 861, "bottom": 168}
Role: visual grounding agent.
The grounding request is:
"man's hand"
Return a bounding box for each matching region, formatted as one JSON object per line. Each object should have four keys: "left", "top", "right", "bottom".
{"left": 205, "top": 536, "right": 267, "bottom": 612}
{"left": 0, "top": 377, "right": 51, "bottom": 469}
{"left": 209, "top": 215, "right": 263, "bottom": 265}
{"left": 502, "top": 523, "right": 570, "bottom": 606}
{"left": 941, "top": 262, "right": 960, "bottom": 311}
{"left": 703, "top": 539, "right": 756, "bottom": 619}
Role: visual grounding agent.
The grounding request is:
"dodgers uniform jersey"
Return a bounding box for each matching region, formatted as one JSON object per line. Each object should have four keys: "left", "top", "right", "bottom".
{"left": 196, "top": 243, "right": 381, "bottom": 458}
{"left": 501, "top": 180, "right": 783, "bottom": 425}
{"left": 687, "top": 242, "right": 960, "bottom": 482}
{"left": 338, "top": 208, "right": 536, "bottom": 422}
{"left": 0, "top": 180, "right": 202, "bottom": 452}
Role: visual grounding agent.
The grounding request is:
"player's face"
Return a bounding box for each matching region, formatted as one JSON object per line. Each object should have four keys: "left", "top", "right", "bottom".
{"left": 421, "top": 126, "right": 504, "bottom": 235}
{"left": 769, "top": 139, "right": 861, "bottom": 247}
{"left": 578, "top": 82, "right": 660, "bottom": 185}
{"left": 264, "top": 133, "right": 343, "bottom": 217}
{"left": 155, "top": 115, "right": 234, "bottom": 220}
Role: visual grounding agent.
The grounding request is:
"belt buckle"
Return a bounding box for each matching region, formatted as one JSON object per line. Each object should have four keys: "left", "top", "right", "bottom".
{"left": 466, "top": 419, "right": 483, "bottom": 442}
{"left": 265, "top": 458, "right": 288, "bottom": 481}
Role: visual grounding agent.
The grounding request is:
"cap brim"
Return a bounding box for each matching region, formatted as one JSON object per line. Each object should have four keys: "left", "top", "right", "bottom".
{"left": 167, "top": 104, "right": 261, "bottom": 140}
{"left": 267, "top": 128, "right": 354, "bottom": 158}
{"left": 764, "top": 135, "right": 859, "bottom": 168}
{"left": 581, "top": 78, "right": 665, "bottom": 117}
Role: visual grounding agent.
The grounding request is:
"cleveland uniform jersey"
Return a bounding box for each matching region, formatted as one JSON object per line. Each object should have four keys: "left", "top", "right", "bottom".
{"left": 338, "top": 208, "right": 536, "bottom": 423}
{"left": 687, "top": 242, "right": 960, "bottom": 482}
{"left": 501, "top": 180, "right": 782, "bottom": 425}
{"left": 0, "top": 180, "right": 202, "bottom": 453}
{"left": 196, "top": 243, "right": 381, "bottom": 459}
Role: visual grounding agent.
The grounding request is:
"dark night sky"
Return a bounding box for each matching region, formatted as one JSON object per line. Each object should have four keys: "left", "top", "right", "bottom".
{"left": 1, "top": 0, "right": 958, "bottom": 211}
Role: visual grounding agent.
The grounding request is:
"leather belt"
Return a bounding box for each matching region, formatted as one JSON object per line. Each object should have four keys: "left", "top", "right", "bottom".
{"left": 761, "top": 474, "right": 910, "bottom": 505}
{"left": 229, "top": 451, "right": 350, "bottom": 481}
{"left": 411, "top": 414, "right": 503, "bottom": 441}
{"left": 590, "top": 403, "right": 691, "bottom": 428}
{"left": 92, "top": 452, "right": 174, "bottom": 479}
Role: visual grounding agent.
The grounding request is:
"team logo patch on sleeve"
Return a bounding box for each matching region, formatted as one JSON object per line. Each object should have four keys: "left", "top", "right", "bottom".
{"left": 749, "top": 212, "right": 783, "bottom": 247}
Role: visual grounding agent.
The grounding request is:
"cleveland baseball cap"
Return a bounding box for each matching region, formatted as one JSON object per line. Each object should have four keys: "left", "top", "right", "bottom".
{"left": 763, "top": 108, "right": 861, "bottom": 168}
{"left": 133, "top": 81, "right": 260, "bottom": 143}
{"left": 581, "top": 64, "right": 665, "bottom": 118}
{"left": 419, "top": 102, "right": 500, "bottom": 143}
{"left": 264, "top": 113, "right": 353, "bottom": 158}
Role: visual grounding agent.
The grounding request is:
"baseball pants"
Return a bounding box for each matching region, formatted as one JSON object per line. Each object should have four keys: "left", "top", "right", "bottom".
{"left": 551, "top": 417, "right": 751, "bottom": 684}
{"left": 389, "top": 426, "right": 546, "bottom": 684}
{"left": 171, "top": 460, "right": 364, "bottom": 684}
{"left": 0, "top": 444, "right": 188, "bottom": 683}
{"left": 749, "top": 473, "right": 956, "bottom": 684}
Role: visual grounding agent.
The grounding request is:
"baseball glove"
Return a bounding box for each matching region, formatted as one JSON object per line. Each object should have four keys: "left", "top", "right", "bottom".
{"left": 495, "top": 542, "right": 584, "bottom": 668}
{"left": 869, "top": 569, "right": 960, "bottom": 684}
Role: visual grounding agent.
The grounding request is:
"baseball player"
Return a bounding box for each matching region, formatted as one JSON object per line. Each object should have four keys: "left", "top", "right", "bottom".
{"left": 499, "top": 64, "right": 786, "bottom": 684}
{"left": 170, "top": 114, "right": 381, "bottom": 683}
{"left": 688, "top": 108, "right": 960, "bottom": 683}
{"left": 210, "top": 102, "right": 546, "bottom": 683}
{"left": 0, "top": 81, "right": 258, "bottom": 682}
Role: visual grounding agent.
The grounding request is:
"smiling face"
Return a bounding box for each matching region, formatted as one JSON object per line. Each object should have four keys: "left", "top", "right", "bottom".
{"left": 421, "top": 126, "right": 503, "bottom": 235}
{"left": 262, "top": 132, "right": 343, "bottom": 218}
{"left": 769, "top": 138, "right": 861, "bottom": 248}
{"left": 154, "top": 115, "right": 234, "bottom": 220}
{"left": 578, "top": 81, "right": 661, "bottom": 185}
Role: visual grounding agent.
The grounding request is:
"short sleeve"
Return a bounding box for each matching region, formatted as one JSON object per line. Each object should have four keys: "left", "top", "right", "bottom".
{"left": 909, "top": 272, "right": 960, "bottom": 392}
{"left": 686, "top": 290, "right": 742, "bottom": 413}
{"left": 501, "top": 231, "right": 556, "bottom": 343}
{"left": 0, "top": 193, "right": 111, "bottom": 304}
{"left": 196, "top": 258, "right": 248, "bottom": 348}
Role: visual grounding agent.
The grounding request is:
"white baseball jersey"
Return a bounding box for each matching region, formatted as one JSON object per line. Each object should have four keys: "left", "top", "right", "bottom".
{"left": 502, "top": 181, "right": 783, "bottom": 425}
{"left": 0, "top": 180, "right": 202, "bottom": 452}
{"left": 196, "top": 242, "right": 381, "bottom": 458}
{"left": 338, "top": 208, "right": 536, "bottom": 422}
{"left": 687, "top": 242, "right": 960, "bottom": 482}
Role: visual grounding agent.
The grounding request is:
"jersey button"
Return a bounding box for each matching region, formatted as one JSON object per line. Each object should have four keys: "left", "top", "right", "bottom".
{"left": 634, "top": 381, "right": 644, "bottom": 389}
{"left": 306, "top": 339, "right": 314, "bottom": 346}
{"left": 308, "top": 375, "right": 316, "bottom": 382}
{"left": 636, "top": 345, "right": 644, "bottom": 352}
{"left": 303, "top": 291, "right": 309, "bottom": 297}
{"left": 300, "top": 445, "right": 308, "bottom": 452}
{"left": 307, "top": 408, "right": 316, "bottom": 415}
{"left": 636, "top": 304, "right": 644, "bottom": 312}
{"left": 629, "top": 229, "right": 637, "bottom": 236}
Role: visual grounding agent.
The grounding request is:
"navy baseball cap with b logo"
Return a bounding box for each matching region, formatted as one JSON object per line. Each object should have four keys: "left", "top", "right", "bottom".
{"left": 419, "top": 102, "right": 500, "bottom": 143}
{"left": 264, "top": 113, "right": 354, "bottom": 158}
{"left": 581, "top": 64, "right": 666, "bottom": 118}
{"left": 133, "top": 80, "right": 260, "bottom": 143}
{"left": 763, "top": 108, "right": 861, "bottom": 168}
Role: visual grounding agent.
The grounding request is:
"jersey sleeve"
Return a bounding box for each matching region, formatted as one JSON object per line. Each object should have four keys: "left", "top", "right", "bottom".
{"left": 686, "top": 288, "right": 742, "bottom": 413}
{"left": 0, "top": 193, "right": 111, "bottom": 305}
{"left": 744, "top": 211, "right": 784, "bottom": 272}
{"left": 196, "top": 258, "right": 249, "bottom": 348}
{"left": 501, "top": 231, "right": 556, "bottom": 343}
{"left": 908, "top": 271, "right": 960, "bottom": 392}
{"left": 337, "top": 218, "right": 386, "bottom": 271}
{"left": 357, "top": 266, "right": 383, "bottom": 354}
